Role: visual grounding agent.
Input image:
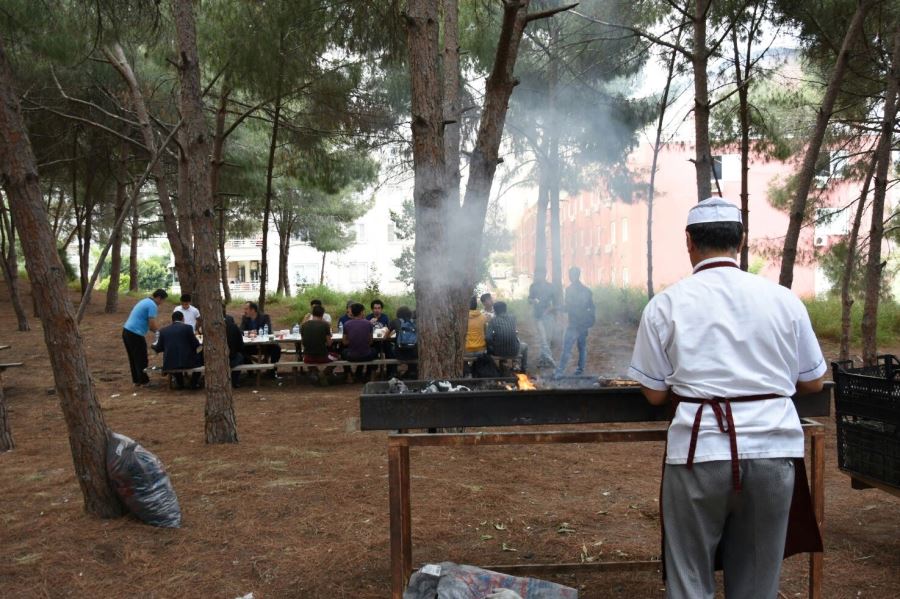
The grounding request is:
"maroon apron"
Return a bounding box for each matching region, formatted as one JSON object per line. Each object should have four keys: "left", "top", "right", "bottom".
{"left": 657, "top": 260, "right": 823, "bottom": 579}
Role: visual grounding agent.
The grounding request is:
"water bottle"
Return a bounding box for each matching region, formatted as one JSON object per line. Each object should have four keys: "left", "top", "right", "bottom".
{"left": 263, "top": 324, "right": 269, "bottom": 337}
{"left": 338, "top": 322, "right": 343, "bottom": 336}
{"left": 257, "top": 327, "right": 263, "bottom": 338}
{"left": 291, "top": 323, "right": 300, "bottom": 336}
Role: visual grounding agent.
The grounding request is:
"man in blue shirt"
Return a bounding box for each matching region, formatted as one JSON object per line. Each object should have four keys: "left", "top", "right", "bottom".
{"left": 122, "top": 288, "right": 168, "bottom": 386}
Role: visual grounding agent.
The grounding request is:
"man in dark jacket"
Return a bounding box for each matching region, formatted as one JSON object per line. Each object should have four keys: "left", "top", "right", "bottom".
{"left": 224, "top": 311, "right": 245, "bottom": 388}
{"left": 486, "top": 302, "right": 527, "bottom": 371}
{"left": 153, "top": 311, "right": 202, "bottom": 389}
{"left": 240, "top": 301, "right": 281, "bottom": 366}
{"left": 554, "top": 266, "right": 595, "bottom": 377}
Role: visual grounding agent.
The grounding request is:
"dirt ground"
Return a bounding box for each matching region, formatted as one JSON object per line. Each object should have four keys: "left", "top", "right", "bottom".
{"left": 1, "top": 287, "right": 898, "bottom": 598}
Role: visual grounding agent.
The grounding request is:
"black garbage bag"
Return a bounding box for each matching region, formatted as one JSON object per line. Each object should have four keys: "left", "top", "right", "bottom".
{"left": 106, "top": 432, "right": 181, "bottom": 528}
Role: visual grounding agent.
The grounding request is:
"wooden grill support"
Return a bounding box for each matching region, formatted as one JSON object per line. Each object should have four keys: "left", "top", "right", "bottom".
{"left": 386, "top": 421, "right": 826, "bottom": 599}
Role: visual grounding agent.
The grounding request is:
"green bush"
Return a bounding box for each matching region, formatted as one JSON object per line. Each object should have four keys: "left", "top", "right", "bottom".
{"left": 97, "top": 274, "right": 131, "bottom": 291}
{"left": 803, "top": 297, "right": 900, "bottom": 346}
{"left": 508, "top": 285, "right": 648, "bottom": 327}
{"left": 288, "top": 285, "right": 416, "bottom": 325}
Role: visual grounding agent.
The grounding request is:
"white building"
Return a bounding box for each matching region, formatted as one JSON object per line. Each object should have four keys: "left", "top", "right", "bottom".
{"left": 173, "top": 184, "right": 412, "bottom": 297}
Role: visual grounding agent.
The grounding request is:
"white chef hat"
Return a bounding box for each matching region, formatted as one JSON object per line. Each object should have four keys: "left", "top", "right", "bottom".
{"left": 686, "top": 197, "right": 742, "bottom": 226}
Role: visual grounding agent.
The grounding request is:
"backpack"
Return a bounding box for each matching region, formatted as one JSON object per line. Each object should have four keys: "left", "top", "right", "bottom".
{"left": 396, "top": 319, "right": 417, "bottom": 349}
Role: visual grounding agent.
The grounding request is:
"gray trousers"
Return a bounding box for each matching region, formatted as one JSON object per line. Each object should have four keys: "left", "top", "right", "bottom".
{"left": 662, "top": 458, "right": 795, "bottom": 599}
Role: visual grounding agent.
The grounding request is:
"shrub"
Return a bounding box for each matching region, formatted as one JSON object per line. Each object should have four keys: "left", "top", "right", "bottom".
{"left": 803, "top": 297, "right": 900, "bottom": 346}
{"left": 288, "top": 285, "right": 416, "bottom": 325}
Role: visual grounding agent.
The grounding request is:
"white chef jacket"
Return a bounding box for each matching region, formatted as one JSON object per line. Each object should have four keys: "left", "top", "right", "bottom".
{"left": 628, "top": 257, "right": 827, "bottom": 465}
{"left": 173, "top": 305, "right": 201, "bottom": 331}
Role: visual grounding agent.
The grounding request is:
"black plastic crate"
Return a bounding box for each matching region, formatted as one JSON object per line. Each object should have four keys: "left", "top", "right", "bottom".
{"left": 836, "top": 414, "right": 900, "bottom": 490}
{"left": 831, "top": 355, "right": 900, "bottom": 424}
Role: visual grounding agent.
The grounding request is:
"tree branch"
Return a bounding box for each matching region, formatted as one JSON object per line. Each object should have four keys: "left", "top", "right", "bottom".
{"left": 525, "top": 2, "right": 578, "bottom": 23}
{"left": 571, "top": 9, "right": 694, "bottom": 60}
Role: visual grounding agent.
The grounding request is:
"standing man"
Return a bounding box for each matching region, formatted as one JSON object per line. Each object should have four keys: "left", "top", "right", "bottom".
{"left": 627, "top": 198, "right": 825, "bottom": 599}
{"left": 554, "top": 266, "right": 595, "bottom": 377}
{"left": 528, "top": 267, "right": 556, "bottom": 368}
{"left": 173, "top": 293, "right": 201, "bottom": 332}
{"left": 122, "top": 288, "right": 167, "bottom": 386}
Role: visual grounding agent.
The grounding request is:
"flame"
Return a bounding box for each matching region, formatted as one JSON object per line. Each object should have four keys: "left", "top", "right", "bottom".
{"left": 516, "top": 373, "right": 537, "bottom": 391}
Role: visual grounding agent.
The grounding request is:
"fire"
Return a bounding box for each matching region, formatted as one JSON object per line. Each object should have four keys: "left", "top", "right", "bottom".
{"left": 516, "top": 373, "right": 537, "bottom": 391}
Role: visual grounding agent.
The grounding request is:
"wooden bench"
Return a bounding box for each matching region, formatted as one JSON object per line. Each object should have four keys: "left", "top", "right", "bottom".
{"left": 462, "top": 354, "right": 522, "bottom": 375}
{"left": 145, "top": 357, "right": 418, "bottom": 387}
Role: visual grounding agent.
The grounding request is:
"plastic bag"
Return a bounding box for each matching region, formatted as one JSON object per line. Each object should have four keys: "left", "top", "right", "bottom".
{"left": 106, "top": 432, "right": 182, "bottom": 528}
{"left": 404, "top": 562, "right": 577, "bottom": 599}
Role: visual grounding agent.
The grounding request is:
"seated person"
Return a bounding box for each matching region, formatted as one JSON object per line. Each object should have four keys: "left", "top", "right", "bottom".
{"left": 337, "top": 300, "right": 355, "bottom": 329}
{"left": 465, "top": 295, "right": 487, "bottom": 355}
{"left": 480, "top": 292, "right": 495, "bottom": 321}
{"left": 366, "top": 298, "right": 390, "bottom": 327}
{"left": 152, "top": 311, "right": 202, "bottom": 389}
{"left": 301, "top": 299, "right": 332, "bottom": 325}
{"left": 224, "top": 309, "right": 245, "bottom": 388}
{"left": 174, "top": 293, "right": 201, "bottom": 332}
{"left": 301, "top": 305, "right": 334, "bottom": 364}
{"left": 387, "top": 305, "right": 417, "bottom": 379}
{"left": 239, "top": 301, "right": 281, "bottom": 366}
{"left": 486, "top": 301, "right": 528, "bottom": 371}
{"left": 342, "top": 302, "right": 377, "bottom": 381}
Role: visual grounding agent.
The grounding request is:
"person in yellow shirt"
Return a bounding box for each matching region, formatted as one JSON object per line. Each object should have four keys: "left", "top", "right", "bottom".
{"left": 465, "top": 295, "right": 487, "bottom": 354}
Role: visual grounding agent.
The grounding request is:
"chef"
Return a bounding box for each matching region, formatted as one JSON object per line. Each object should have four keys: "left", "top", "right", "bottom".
{"left": 628, "top": 197, "right": 827, "bottom": 599}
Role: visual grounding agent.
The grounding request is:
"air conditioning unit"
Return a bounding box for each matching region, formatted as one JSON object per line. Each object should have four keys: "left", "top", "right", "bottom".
{"left": 814, "top": 236, "right": 826, "bottom": 248}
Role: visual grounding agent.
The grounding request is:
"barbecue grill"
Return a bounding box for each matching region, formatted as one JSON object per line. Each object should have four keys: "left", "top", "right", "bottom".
{"left": 359, "top": 375, "right": 832, "bottom": 430}
{"left": 359, "top": 376, "right": 832, "bottom": 599}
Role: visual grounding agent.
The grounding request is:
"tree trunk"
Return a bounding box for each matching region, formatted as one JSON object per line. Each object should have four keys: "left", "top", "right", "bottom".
{"left": 278, "top": 232, "right": 291, "bottom": 297}
{"left": 0, "top": 190, "right": 28, "bottom": 330}
{"left": 319, "top": 251, "right": 327, "bottom": 285}
{"left": 0, "top": 376, "right": 12, "bottom": 451}
{"left": 407, "top": 0, "right": 451, "bottom": 378}
{"left": 408, "top": 0, "right": 537, "bottom": 379}
{"left": 259, "top": 65, "right": 284, "bottom": 313}
{"left": 212, "top": 81, "right": 231, "bottom": 303}
{"left": 839, "top": 150, "right": 878, "bottom": 362}
{"left": 442, "top": 0, "right": 462, "bottom": 208}
{"left": 171, "top": 0, "right": 238, "bottom": 444}
{"left": 732, "top": 28, "right": 751, "bottom": 270}
{"left": 534, "top": 180, "right": 548, "bottom": 276}
{"left": 861, "top": 25, "right": 900, "bottom": 365}
{"left": 104, "top": 43, "right": 194, "bottom": 293}
{"left": 691, "top": 0, "right": 713, "bottom": 202}
{"left": 547, "top": 22, "right": 562, "bottom": 297}
{"left": 647, "top": 42, "right": 679, "bottom": 299}
{"left": 778, "top": 0, "right": 873, "bottom": 288}
{"left": 129, "top": 198, "right": 139, "bottom": 292}
{"left": 0, "top": 37, "right": 124, "bottom": 516}
{"left": 105, "top": 143, "right": 129, "bottom": 313}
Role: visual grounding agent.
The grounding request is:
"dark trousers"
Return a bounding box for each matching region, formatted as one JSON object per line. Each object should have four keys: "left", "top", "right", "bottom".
{"left": 342, "top": 348, "right": 377, "bottom": 380}
{"left": 123, "top": 329, "right": 150, "bottom": 385}
{"left": 229, "top": 353, "right": 245, "bottom": 387}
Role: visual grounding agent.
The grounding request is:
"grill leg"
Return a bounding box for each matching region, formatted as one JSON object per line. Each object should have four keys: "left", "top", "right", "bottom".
{"left": 389, "top": 441, "right": 412, "bottom": 598}
{"left": 809, "top": 429, "right": 825, "bottom": 599}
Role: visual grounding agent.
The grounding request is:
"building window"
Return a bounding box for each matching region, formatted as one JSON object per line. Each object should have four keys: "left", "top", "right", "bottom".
{"left": 621, "top": 218, "right": 629, "bottom": 243}
{"left": 610, "top": 221, "right": 617, "bottom": 245}
{"left": 355, "top": 223, "right": 367, "bottom": 243}
{"left": 387, "top": 223, "right": 398, "bottom": 243}
{"left": 350, "top": 262, "right": 368, "bottom": 284}
{"left": 711, "top": 155, "right": 723, "bottom": 182}
{"left": 622, "top": 267, "right": 629, "bottom": 287}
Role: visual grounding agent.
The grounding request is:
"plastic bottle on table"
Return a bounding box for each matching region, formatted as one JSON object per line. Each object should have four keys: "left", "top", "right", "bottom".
{"left": 263, "top": 324, "right": 269, "bottom": 337}
{"left": 291, "top": 323, "right": 300, "bottom": 336}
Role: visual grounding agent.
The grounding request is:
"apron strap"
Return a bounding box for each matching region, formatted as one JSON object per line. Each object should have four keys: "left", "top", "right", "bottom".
{"left": 674, "top": 393, "right": 781, "bottom": 492}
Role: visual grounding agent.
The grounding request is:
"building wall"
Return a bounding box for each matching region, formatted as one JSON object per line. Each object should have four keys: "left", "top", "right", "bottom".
{"left": 514, "top": 142, "right": 893, "bottom": 298}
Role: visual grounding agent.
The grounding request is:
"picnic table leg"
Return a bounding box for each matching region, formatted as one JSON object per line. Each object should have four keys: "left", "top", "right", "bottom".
{"left": 389, "top": 439, "right": 412, "bottom": 599}
{"left": 809, "top": 428, "right": 825, "bottom": 599}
